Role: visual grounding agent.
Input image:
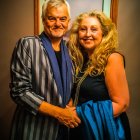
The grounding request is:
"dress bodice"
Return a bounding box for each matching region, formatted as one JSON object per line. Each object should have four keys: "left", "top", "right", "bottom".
{"left": 72, "top": 73, "right": 110, "bottom": 104}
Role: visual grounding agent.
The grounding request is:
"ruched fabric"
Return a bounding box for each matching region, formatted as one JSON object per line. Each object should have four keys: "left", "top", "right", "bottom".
{"left": 76, "top": 100, "right": 126, "bottom": 140}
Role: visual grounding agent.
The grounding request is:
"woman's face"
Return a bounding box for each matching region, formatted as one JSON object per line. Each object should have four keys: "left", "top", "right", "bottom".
{"left": 78, "top": 16, "right": 103, "bottom": 56}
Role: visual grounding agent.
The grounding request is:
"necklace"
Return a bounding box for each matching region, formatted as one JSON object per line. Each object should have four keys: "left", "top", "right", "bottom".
{"left": 73, "top": 73, "right": 88, "bottom": 106}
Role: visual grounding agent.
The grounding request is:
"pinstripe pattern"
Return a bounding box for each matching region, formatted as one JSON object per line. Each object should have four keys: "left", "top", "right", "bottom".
{"left": 10, "top": 36, "right": 72, "bottom": 140}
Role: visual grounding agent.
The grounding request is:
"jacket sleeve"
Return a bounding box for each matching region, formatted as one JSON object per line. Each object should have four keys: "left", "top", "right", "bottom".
{"left": 10, "top": 37, "right": 44, "bottom": 115}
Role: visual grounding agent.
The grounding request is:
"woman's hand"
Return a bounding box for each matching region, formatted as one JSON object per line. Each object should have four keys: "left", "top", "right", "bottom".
{"left": 57, "top": 106, "right": 81, "bottom": 128}
{"left": 67, "top": 98, "right": 73, "bottom": 107}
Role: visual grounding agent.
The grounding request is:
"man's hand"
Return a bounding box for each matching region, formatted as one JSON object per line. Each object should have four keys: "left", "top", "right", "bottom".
{"left": 38, "top": 101, "right": 81, "bottom": 128}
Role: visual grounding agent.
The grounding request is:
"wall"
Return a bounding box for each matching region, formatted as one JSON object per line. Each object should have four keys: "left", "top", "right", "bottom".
{"left": 0, "top": 0, "right": 34, "bottom": 139}
{"left": 0, "top": 0, "right": 140, "bottom": 139}
{"left": 118, "top": 0, "right": 140, "bottom": 139}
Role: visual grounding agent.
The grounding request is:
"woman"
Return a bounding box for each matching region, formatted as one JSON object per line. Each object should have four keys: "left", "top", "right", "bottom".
{"left": 67, "top": 10, "right": 131, "bottom": 140}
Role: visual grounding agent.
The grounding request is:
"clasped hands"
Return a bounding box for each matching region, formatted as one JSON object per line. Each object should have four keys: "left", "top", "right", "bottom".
{"left": 57, "top": 106, "right": 81, "bottom": 128}
{"left": 38, "top": 100, "right": 81, "bottom": 128}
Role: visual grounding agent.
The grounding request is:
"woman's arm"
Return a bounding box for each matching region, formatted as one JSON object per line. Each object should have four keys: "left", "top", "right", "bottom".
{"left": 105, "top": 53, "right": 130, "bottom": 117}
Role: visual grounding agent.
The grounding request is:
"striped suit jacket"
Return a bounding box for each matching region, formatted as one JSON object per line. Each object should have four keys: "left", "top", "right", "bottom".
{"left": 10, "top": 36, "right": 73, "bottom": 140}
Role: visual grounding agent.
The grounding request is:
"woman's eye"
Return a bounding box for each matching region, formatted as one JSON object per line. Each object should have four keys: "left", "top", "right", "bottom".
{"left": 91, "top": 28, "right": 97, "bottom": 32}
{"left": 80, "top": 28, "right": 86, "bottom": 31}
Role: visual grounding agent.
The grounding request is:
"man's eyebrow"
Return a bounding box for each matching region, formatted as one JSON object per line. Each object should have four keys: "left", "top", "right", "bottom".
{"left": 47, "top": 16, "right": 68, "bottom": 19}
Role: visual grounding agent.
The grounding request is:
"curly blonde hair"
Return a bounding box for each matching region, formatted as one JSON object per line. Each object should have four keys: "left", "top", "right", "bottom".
{"left": 68, "top": 10, "right": 118, "bottom": 76}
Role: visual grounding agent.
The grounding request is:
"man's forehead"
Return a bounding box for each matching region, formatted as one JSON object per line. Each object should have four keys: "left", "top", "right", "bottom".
{"left": 46, "top": 4, "right": 69, "bottom": 17}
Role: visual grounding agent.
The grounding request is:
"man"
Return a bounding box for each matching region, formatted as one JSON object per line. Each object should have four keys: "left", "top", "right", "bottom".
{"left": 10, "top": 0, "right": 80, "bottom": 140}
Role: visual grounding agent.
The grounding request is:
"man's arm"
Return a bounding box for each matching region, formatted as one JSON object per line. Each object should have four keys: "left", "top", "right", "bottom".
{"left": 10, "top": 38, "right": 44, "bottom": 115}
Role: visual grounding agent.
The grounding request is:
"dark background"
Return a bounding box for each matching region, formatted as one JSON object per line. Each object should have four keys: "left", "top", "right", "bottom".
{"left": 0, "top": 0, "right": 140, "bottom": 139}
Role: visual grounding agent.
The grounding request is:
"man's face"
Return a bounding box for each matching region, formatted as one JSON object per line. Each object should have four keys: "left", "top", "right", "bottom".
{"left": 43, "top": 4, "right": 70, "bottom": 40}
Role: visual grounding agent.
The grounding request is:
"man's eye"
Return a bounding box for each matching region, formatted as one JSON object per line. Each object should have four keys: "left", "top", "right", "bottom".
{"left": 48, "top": 17, "right": 56, "bottom": 21}
{"left": 60, "top": 17, "right": 67, "bottom": 22}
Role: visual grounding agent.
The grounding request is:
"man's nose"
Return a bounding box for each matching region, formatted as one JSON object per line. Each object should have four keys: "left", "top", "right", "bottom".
{"left": 55, "top": 19, "right": 61, "bottom": 26}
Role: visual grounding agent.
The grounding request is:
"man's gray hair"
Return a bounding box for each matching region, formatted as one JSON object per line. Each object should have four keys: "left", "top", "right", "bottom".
{"left": 42, "top": 0, "right": 70, "bottom": 20}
